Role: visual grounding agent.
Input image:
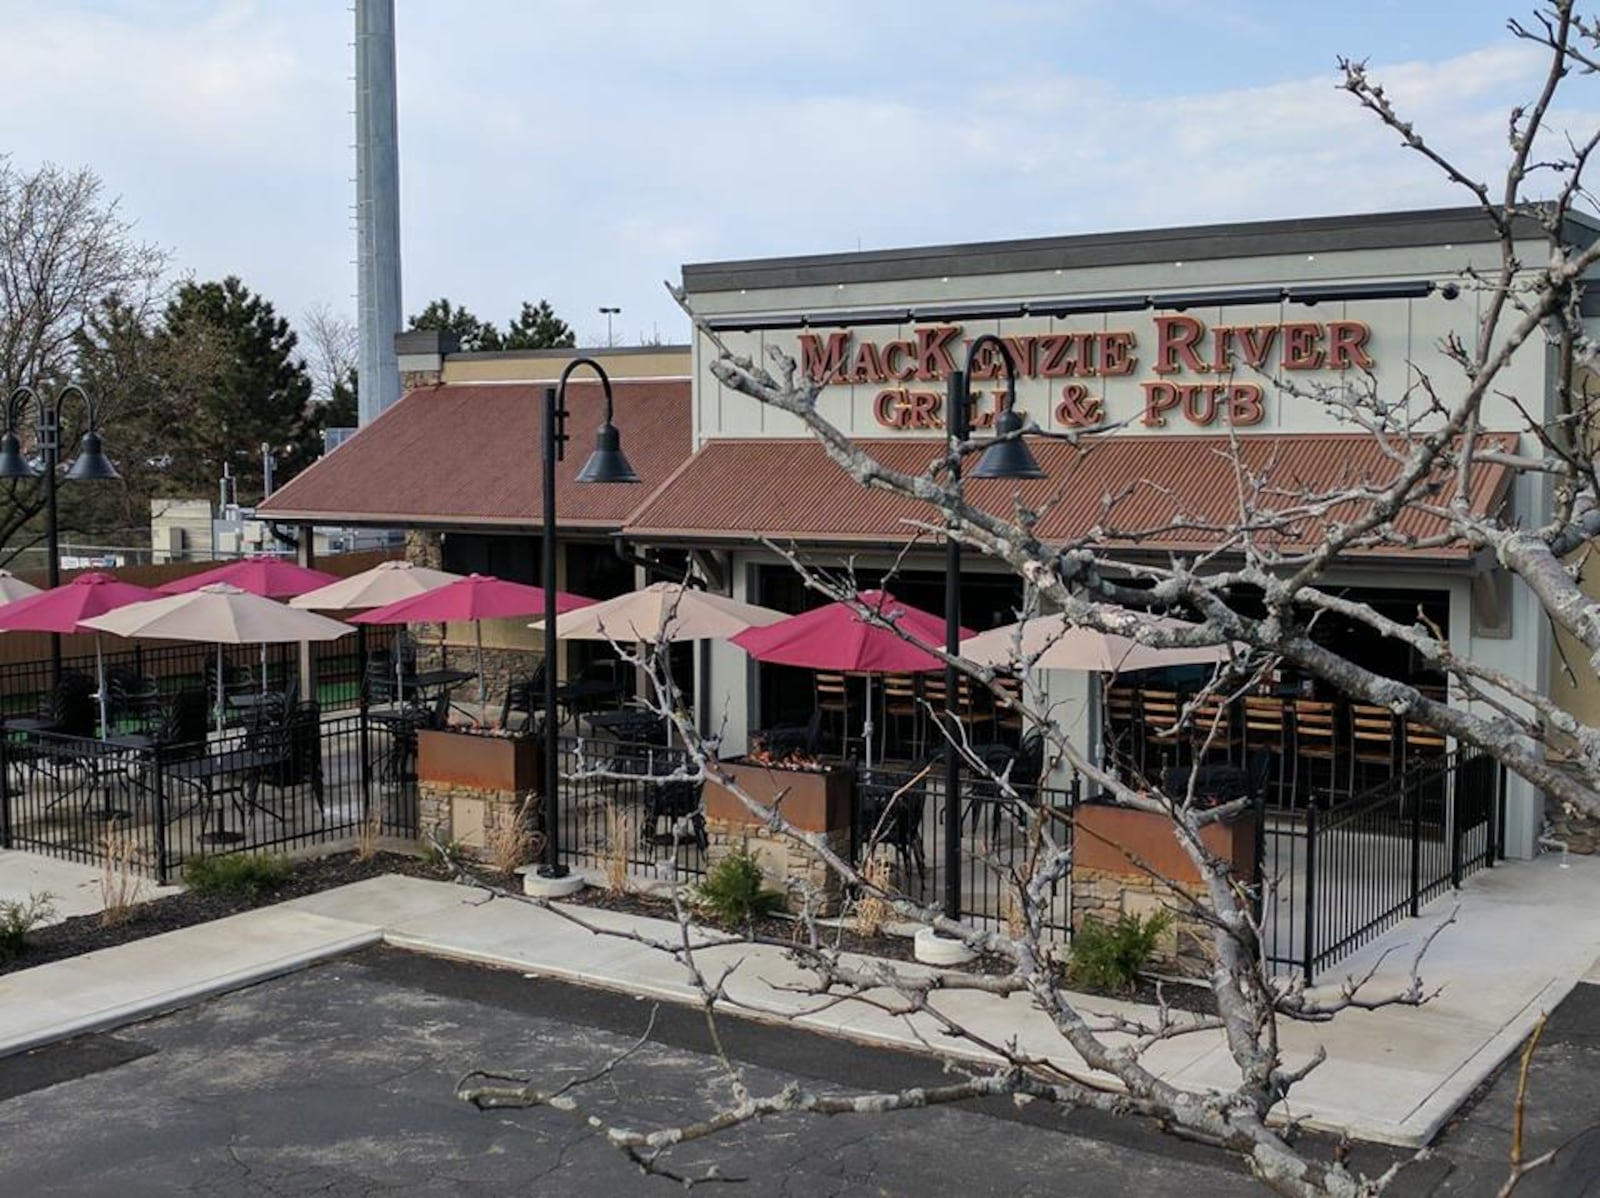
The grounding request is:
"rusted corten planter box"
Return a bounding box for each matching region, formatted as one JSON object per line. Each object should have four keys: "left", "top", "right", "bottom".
{"left": 703, "top": 759, "right": 853, "bottom": 832}
{"left": 417, "top": 728, "right": 540, "bottom": 794}
{"left": 1073, "top": 800, "right": 1257, "bottom": 883}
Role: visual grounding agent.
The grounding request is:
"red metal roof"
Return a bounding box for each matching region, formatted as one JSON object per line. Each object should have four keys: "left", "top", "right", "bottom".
{"left": 622, "top": 433, "right": 1515, "bottom": 560}
{"left": 259, "top": 380, "right": 691, "bottom": 528}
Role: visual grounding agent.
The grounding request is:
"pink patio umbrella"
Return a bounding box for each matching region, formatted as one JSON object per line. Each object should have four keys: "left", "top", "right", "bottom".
{"left": 159, "top": 557, "right": 340, "bottom": 692}
{"left": 731, "top": 590, "right": 972, "bottom": 764}
{"left": 0, "top": 572, "right": 162, "bottom": 735}
{"left": 350, "top": 573, "right": 595, "bottom": 714}
{"left": 157, "top": 556, "right": 340, "bottom": 598}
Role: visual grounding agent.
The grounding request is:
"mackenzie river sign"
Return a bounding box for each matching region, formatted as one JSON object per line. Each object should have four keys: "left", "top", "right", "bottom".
{"left": 798, "top": 316, "right": 1376, "bottom": 430}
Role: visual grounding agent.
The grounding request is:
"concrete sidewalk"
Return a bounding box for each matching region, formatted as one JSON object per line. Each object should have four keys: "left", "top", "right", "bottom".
{"left": 0, "top": 849, "right": 181, "bottom": 925}
{"left": 2, "top": 853, "right": 1597, "bottom": 1148}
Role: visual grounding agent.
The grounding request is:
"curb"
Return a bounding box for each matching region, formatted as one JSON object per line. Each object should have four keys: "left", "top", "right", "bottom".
{"left": 0, "top": 928, "right": 382, "bottom": 1061}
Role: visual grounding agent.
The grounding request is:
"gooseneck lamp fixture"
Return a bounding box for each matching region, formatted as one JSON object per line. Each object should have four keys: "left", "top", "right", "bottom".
{"left": 0, "top": 383, "right": 119, "bottom": 679}
{"left": 538, "top": 358, "right": 639, "bottom": 885}
{"left": 942, "top": 336, "right": 1042, "bottom": 925}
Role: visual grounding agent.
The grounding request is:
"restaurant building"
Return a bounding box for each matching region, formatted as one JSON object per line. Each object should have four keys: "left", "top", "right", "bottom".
{"left": 261, "top": 207, "right": 1600, "bottom": 861}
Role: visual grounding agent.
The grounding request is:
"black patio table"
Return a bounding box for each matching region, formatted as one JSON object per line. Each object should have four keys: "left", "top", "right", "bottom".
{"left": 584, "top": 708, "right": 666, "bottom": 744}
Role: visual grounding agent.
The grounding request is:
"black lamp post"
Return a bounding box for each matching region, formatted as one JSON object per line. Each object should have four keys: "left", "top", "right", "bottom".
{"left": 537, "top": 358, "right": 639, "bottom": 882}
{"left": 0, "top": 384, "right": 119, "bottom": 681}
{"left": 942, "top": 337, "right": 1043, "bottom": 924}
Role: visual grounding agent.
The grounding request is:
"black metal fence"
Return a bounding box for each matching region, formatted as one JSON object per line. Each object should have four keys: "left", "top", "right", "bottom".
{"left": 1259, "top": 750, "right": 1504, "bottom": 980}
{"left": 0, "top": 705, "right": 418, "bottom": 883}
{"left": 0, "top": 628, "right": 396, "bottom": 727}
{"left": 552, "top": 735, "right": 707, "bottom": 882}
{"left": 852, "top": 763, "right": 1075, "bottom": 938}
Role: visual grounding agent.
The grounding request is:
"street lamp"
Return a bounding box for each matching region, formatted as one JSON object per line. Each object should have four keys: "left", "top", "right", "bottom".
{"left": 942, "top": 337, "right": 1042, "bottom": 927}
{"left": 599, "top": 306, "right": 621, "bottom": 348}
{"left": 536, "top": 358, "right": 638, "bottom": 889}
{"left": 0, "top": 384, "right": 119, "bottom": 680}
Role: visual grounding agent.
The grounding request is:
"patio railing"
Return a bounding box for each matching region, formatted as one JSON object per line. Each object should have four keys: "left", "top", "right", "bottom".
{"left": 854, "top": 762, "right": 1075, "bottom": 939}
{"left": 551, "top": 735, "right": 706, "bottom": 882}
{"left": 0, "top": 705, "right": 417, "bottom": 883}
{"left": 1258, "top": 749, "right": 1504, "bottom": 980}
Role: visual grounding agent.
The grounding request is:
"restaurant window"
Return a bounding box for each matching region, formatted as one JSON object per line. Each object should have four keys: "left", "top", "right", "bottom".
{"left": 440, "top": 533, "right": 540, "bottom": 586}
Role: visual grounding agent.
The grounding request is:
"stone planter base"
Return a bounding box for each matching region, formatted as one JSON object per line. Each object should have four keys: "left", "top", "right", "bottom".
{"left": 702, "top": 759, "right": 855, "bottom": 915}
{"left": 417, "top": 729, "right": 540, "bottom": 866}
{"left": 1071, "top": 801, "right": 1258, "bottom": 978}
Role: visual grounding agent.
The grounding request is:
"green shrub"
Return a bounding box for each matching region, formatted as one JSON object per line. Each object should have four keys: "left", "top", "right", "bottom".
{"left": 422, "top": 836, "right": 467, "bottom": 871}
{"left": 695, "top": 849, "right": 785, "bottom": 926}
{"left": 1067, "top": 909, "right": 1172, "bottom": 994}
{"left": 0, "top": 892, "right": 56, "bottom": 964}
{"left": 183, "top": 853, "right": 293, "bottom": 898}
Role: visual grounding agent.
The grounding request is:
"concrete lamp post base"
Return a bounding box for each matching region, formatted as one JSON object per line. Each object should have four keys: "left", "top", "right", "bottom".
{"left": 519, "top": 867, "right": 585, "bottom": 899}
{"left": 914, "top": 926, "right": 977, "bottom": 966}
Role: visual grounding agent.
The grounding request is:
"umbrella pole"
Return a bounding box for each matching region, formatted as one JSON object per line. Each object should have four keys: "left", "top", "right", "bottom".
{"left": 260, "top": 642, "right": 268, "bottom": 693}
{"left": 864, "top": 674, "right": 874, "bottom": 769}
{"left": 215, "top": 644, "right": 225, "bottom": 733}
{"left": 96, "top": 633, "right": 109, "bottom": 738}
{"left": 475, "top": 620, "right": 486, "bottom": 723}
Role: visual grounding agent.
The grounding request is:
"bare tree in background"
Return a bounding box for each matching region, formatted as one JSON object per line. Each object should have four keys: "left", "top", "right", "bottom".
{"left": 301, "top": 302, "right": 360, "bottom": 406}
{"left": 460, "top": 6, "right": 1600, "bottom": 1196}
{"left": 0, "top": 158, "right": 167, "bottom": 561}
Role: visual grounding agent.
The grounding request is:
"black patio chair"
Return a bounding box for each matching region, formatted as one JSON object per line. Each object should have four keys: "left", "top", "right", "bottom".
{"left": 107, "top": 665, "right": 162, "bottom": 732}
{"left": 967, "top": 729, "right": 1044, "bottom": 838}
{"left": 756, "top": 709, "right": 822, "bottom": 761}
{"left": 260, "top": 702, "right": 324, "bottom": 803}
{"left": 856, "top": 766, "right": 929, "bottom": 886}
{"left": 499, "top": 665, "right": 546, "bottom": 733}
{"left": 363, "top": 649, "right": 398, "bottom": 706}
{"left": 645, "top": 778, "right": 706, "bottom": 852}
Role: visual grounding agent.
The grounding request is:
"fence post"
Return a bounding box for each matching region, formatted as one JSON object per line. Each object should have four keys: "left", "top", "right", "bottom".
{"left": 0, "top": 730, "right": 11, "bottom": 850}
{"left": 1450, "top": 759, "right": 1464, "bottom": 889}
{"left": 151, "top": 742, "right": 169, "bottom": 885}
{"left": 1302, "top": 801, "right": 1316, "bottom": 984}
{"left": 1251, "top": 778, "right": 1267, "bottom": 935}
{"left": 1495, "top": 763, "right": 1506, "bottom": 863}
{"left": 1409, "top": 765, "right": 1423, "bottom": 918}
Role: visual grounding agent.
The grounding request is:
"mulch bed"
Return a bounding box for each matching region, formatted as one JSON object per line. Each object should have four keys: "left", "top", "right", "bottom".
{"left": 0, "top": 851, "right": 451, "bottom": 978}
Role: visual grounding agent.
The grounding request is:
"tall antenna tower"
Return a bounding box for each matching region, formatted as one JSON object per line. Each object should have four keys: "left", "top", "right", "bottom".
{"left": 355, "top": 0, "right": 402, "bottom": 425}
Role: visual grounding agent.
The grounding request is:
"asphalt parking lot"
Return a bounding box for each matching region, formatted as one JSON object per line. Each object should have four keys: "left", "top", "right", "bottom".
{"left": 0, "top": 947, "right": 1271, "bottom": 1197}
{"left": 0, "top": 947, "right": 1592, "bottom": 1196}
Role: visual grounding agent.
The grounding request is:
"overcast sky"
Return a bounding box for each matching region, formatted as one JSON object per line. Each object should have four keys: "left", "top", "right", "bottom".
{"left": 0, "top": 1, "right": 1590, "bottom": 350}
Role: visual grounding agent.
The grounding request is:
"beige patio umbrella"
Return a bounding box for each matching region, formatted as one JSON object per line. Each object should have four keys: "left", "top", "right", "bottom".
{"left": 82, "top": 583, "right": 353, "bottom": 731}
{"left": 290, "top": 560, "right": 463, "bottom": 702}
{"left": 548, "top": 581, "right": 786, "bottom": 643}
{"left": 960, "top": 612, "right": 1238, "bottom": 674}
{"left": 288, "top": 560, "right": 463, "bottom": 611}
{"left": 0, "top": 570, "right": 42, "bottom": 603}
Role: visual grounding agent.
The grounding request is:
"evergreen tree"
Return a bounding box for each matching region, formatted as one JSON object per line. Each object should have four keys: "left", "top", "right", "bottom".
{"left": 407, "top": 298, "right": 503, "bottom": 352}
{"left": 156, "top": 277, "right": 317, "bottom": 501}
{"left": 501, "top": 300, "right": 575, "bottom": 350}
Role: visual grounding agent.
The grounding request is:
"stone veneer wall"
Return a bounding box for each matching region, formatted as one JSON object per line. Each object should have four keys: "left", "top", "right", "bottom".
{"left": 704, "top": 816, "right": 849, "bottom": 917}
{"left": 418, "top": 778, "right": 538, "bottom": 866}
{"left": 1069, "top": 867, "right": 1212, "bottom": 978}
{"left": 1544, "top": 792, "right": 1600, "bottom": 854}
